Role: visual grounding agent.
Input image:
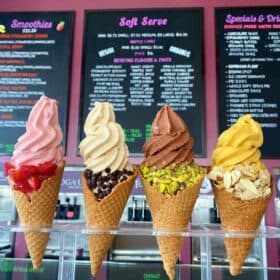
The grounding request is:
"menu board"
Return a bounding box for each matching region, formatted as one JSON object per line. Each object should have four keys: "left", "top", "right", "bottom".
{"left": 80, "top": 9, "right": 205, "bottom": 156}
{"left": 0, "top": 12, "right": 74, "bottom": 154}
{"left": 216, "top": 7, "right": 280, "bottom": 157}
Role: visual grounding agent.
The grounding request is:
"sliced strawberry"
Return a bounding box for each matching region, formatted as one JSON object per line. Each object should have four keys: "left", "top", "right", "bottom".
{"left": 13, "top": 183, "right": 22, "bottom": 191}
{"left": 8, "top": 168, "right": 27, "bottom": 182}
{"left": 38, "top": 174, "right": 49, "bottom": 182}
{"left": 37, "top": 162, "right": 57, "bottom": 176}
{"left": 29, "top": 176, "right": 41, "bottom": 191}
{"left": 8, "top": 162, "right": 56, "bottom": 194}
{"left": 20, "top": 165, "right": 38, "bottom": 176}
{"left": 14, "top": 181, "right": 33, "bottom": 193}
{"left": 4, "top": 162, "right": 14, "bottom": 176}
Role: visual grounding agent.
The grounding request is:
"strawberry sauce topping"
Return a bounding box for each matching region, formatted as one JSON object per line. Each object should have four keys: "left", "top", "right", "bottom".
{"left": 4, "top": 161, "right": 57, "bottom": 193}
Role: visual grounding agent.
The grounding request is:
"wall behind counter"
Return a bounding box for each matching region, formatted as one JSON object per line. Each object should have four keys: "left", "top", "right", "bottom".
{"left": 1, "top": 0, "right": 279, "bottom": 169}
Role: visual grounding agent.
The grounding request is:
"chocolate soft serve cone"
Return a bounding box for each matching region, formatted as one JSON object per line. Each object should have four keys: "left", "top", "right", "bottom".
{"left": 79, "top": 102, "right": 137, "bottom": 276}
{"left": 6, "top": 96, "right": 65, "bottom": 269}
{"left": 140, "top": 105, "right": 205, "bottom": 280}
{"left": 209, "top": 115, "right": 274, "bottom": 276}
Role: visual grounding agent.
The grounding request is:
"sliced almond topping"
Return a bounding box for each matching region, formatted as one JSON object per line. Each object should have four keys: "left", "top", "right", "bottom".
{"left": 250, "top": 163, "right": 257, "bottom": 171}
{"left": 208, "top": 166, "right": 224, "bottom": 181}
{"left": 263, "top": 187, "right": 271, "bottom": 197}
{"left": 257, "top": 188, "right": 264, "bottom": 197}
{"left": 239, "top": 179, "right": 259, "bottom": 195}
{"left": 259, "top": 169, "right": 270, "bottom": 186}
{"left": 239, "top": 164, "right": 257, "bottom": 180}
{"left": 224, "top": 171, "right": 232, "bottom": 189}
{"left": 248, "top": 163, "right": 257, "bottom": 174}
{"left": 226, "top": 187, "right": 234, "bottom": 193}
{"left": 207, "top": 170, "right": 217, "bottom": 181}
{"left": 254, "top": 179, "right": 261, "bottom": 187}
{"left": 231, "top": 165, "right": 271, "bottom": 200}
{"left": 238, "top": 165, "right": 246, "bottom": 174}
{"left": 235, "top": 181, "right": 245, "bottom": 192}
{"left": 235, "top": 191, "right": 241, "bottom": 198}
{"left": 240, "top": 189, "right": 259, "bottom": 200}
{"left": 231, "top": 169, "right": 241, "bottom": 185}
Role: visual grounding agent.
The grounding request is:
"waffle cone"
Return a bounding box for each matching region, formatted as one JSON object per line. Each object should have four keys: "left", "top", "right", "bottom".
{"left": 140, "top": 172, "right": 203, "bottom": 280}
{"left": 212, "top": 177, "right": 274, "bottom": 276}
{"left": 9, "top": 161, "right": 65, "bottom": 269}
{"left": 81, "top": 168, "right": 137, "bottom": 276}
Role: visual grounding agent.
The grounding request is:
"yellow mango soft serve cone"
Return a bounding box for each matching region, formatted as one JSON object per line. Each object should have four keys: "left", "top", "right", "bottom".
{"left": 140, "top": 105, "right": 205, "bottom": 280}
{"left": 208, "top": 114, "right": 274, "bottom": 276}
{"left": 79, "top": 102, "right": 137, "bottom": 277}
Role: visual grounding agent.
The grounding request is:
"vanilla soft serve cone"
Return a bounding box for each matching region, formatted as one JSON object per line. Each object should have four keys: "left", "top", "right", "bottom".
{"left": 79, "top": 102, "right": 137, "bottom": 277}
{"left": 208, "top": 114, "right": 274, "bottom": 276}
{"left": 140, "top": 105, "right": 205, "bottom": 280}
{"left": 5, "top": 96, "right": 65, "bottom": 269}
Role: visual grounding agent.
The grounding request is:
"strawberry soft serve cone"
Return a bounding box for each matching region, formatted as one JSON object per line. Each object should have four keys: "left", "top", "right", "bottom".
{"left": 209, "top": 114, "right": 274, "bottom": 276}
{"left": 140, "top": 105, "right": 205, "bottom": 280}
{"left": 79, "top": 102, "right": 137, "bottom": 277}
{"left": 5, "top": 96, "right": 65, "bottom": 269}
{"left": 10, "top": 163, "right": 65, "bottom": 269}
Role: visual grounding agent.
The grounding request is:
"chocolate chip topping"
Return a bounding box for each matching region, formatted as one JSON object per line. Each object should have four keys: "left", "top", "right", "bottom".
{"left": 84, "top": 168, "right": 133, "bottom": 201}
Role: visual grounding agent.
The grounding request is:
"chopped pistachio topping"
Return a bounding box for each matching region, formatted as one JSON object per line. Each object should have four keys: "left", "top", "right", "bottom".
{"left": 141, "top": 163, "right": 205, "bottom": 195}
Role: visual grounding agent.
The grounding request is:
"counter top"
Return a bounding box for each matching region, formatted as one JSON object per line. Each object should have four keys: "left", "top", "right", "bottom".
{"left": 1, "top": 222, "right": 280, "bottom": 238}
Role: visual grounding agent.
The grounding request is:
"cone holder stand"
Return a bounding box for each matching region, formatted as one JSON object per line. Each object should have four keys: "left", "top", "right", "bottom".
{"left": 1, "top": 222, "right": 280, "bottom": 280}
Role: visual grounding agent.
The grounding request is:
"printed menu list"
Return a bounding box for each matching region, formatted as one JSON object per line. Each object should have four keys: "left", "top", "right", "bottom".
{"left": 80, "top": 9, "right": 205, "bottom": 155}
{"left": 216, "top": 8, "right": 280, "bottom": 157}
{"left": 0, "top": 12, "right": 73, "bottom": 154}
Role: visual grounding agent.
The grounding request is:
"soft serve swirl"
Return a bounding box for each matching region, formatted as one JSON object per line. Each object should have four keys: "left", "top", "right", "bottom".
{"left": 79, "top": 102, "right": 131, "bottom": 173}
{"left": 11, "top": 96, "right": 64, "bottom": 167}
{"left": 212, "top": 114, "right": 263, "bottom": 170}
{"left": 143, "top": 105, "right": 194, "bottom": 168}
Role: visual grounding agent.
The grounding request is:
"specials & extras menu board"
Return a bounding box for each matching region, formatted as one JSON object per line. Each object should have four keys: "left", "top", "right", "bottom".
{"left": 216, "top": 7, "right": 280, "bottom": 158}
{"left": 0, "top": 12, "right": 74, "bottom": 154}
{"left": 80, "top": 9, "right": 205, "bottom": 156}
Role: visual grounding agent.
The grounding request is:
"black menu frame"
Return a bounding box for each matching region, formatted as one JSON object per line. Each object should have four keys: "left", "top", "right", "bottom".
{"left": 216, "top": 6, "right": 280, "bottom": 158}
{"left": 79, "top": 8, "right": 206, "bottom": 157}
{"left": 0, "top": 11, "right": 74, "bottom": 155}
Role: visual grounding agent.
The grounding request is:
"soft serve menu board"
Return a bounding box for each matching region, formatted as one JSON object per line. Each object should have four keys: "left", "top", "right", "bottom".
{"left": 0, "top": 12, "right": 74, "bottom": 154}
{"left": 80, "top": 9, "right": 205, "bottom": 156}
{"left": 216, "top": 7, "right": 280, "bottom": 157}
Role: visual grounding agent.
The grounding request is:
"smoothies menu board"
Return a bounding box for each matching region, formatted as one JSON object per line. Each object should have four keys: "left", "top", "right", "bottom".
{"left": 216, "top": 7, "right": 280, "bottom": 157}
{"left": 0, "top": 12, "right": 74, "bottom": 154}
{"left": 80, "top": 9, "right": 205, "bottom": 156}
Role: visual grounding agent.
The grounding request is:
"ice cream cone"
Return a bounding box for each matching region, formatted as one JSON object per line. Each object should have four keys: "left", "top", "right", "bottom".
{"left": 140, "top": 172, "right": 203, "bottom": 280}
{"left": 212, "top": 177, "right": 274, "bottom": 276}
{"left": 10, "top": 161, "right": 65, "bottom": 269}
{"left": 81, "top": 168, "right": 137, "bottom": 276}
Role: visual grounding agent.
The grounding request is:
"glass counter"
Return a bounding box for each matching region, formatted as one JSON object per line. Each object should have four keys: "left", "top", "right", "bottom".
{"left": 0, "top": 222, "right": 280, "bottom": 280}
